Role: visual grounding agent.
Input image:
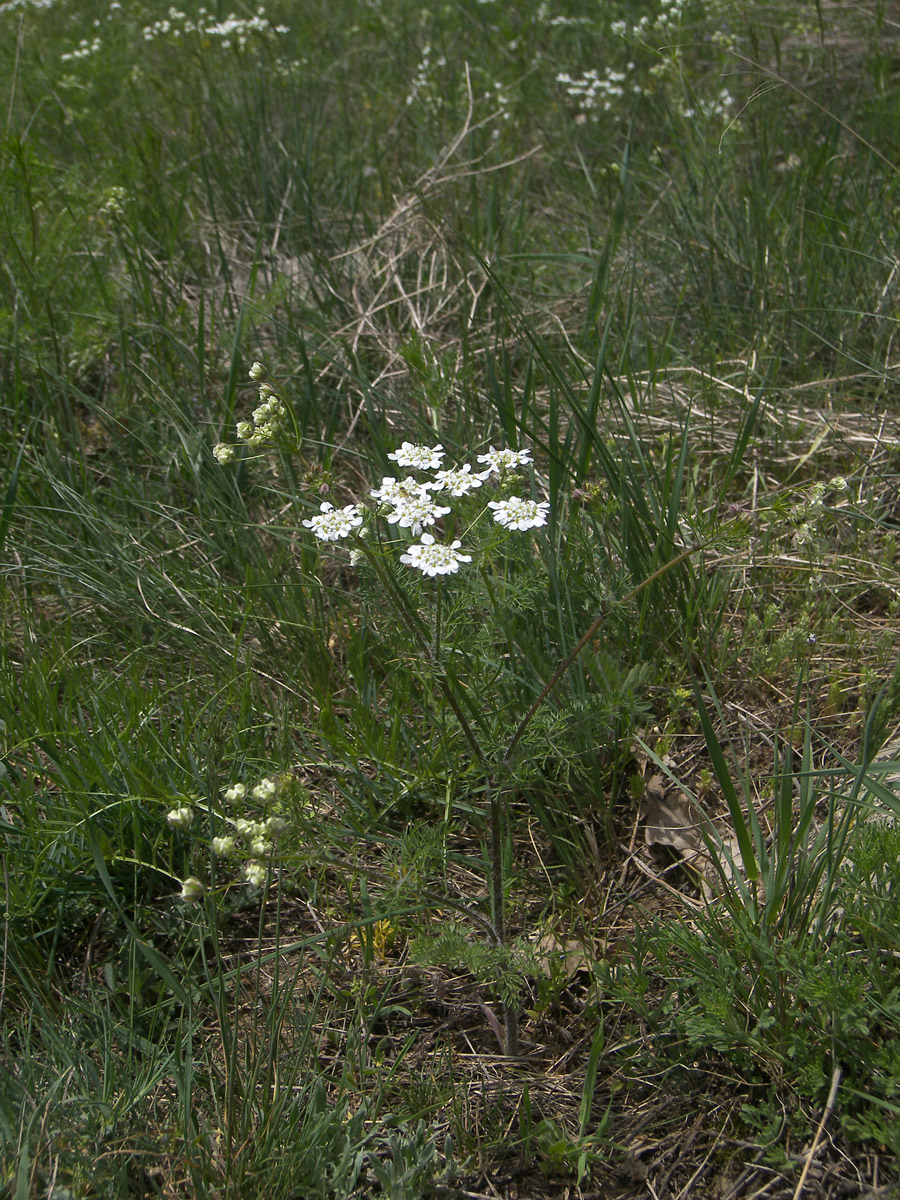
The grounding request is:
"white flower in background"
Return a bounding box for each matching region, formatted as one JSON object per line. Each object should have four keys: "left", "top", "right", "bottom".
{"left": 180, "top": 876, "right": 204, "bottom": 902}
{"left": 250, "top": 838, "right": 273, "bottom": 857}
{"left": 266, "top": 815, "right": 289, "bottom": 835}
{"left": 370, "top": 476, "right": 430, "bottom": 505}
{"left": 235, "top": 818, "right": 256, "bottom": 837}
{"left": 236, "top": 421, "right": 254, "bottom": 442}
{"left": 166, "top": 806, "right": 194, "bottom": 830}
{"left": 248, "top": 361, "right": 267, "bottom": 381}
{"left": 244, "top": 861, "right": 267, "bottom": 888}
{"left": 387, "top": 442, "right": 445, "bottom": 471}
{"left": 385, "top": 494, "right": 451, "bottom": 536}
{"left": 302, "top": 502, "right": 363, "bottom": 541}
{"left": 830, "top": 476, "right": 848, "bottom": 493}
{"left": 400, "top": 532, "right": 472, "bottom": 577}
{"left": 476, "top": 445, "right": 533, "bottom": 475}
{"left": 488, "top": 497, "right": 550, "bottom": 531}
{"left": 212, "top": 835, "right": 238, "bottom": 857}
{"left": 223, "top": 782, "right": 247, "bottom": 804}
{"left": 428, "top": 464, "right": 485, "bottom": 497}
{"left": 213, "top": 442, "right": 235, "bottom": 464}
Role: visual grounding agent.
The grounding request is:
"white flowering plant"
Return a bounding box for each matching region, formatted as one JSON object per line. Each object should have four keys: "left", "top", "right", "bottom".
{"left": 210, "top": 363, "right": 714, "bottom": 1052}
{"left": 170, "top": 773, "right": 307, "bottom": 905}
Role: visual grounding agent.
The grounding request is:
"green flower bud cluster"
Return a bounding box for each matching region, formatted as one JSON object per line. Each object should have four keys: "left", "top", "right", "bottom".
{"left": 174, "top": 775, "right": 292, "bottom": 901}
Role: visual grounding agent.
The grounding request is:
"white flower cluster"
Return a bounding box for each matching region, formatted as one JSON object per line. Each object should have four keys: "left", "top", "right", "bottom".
{"left": 176, "top": 776, "right": 290, "bottom": 901}
{"left": 405, "top": 42, "right": 447, "bottom": 108}
{"left": 142, "top": 5, "right": 289, "bottom": 49}
{"left": 212, "top": 364, "right": 289, "bottom": 462}
{"left": 556, "top": 68, "right": 634, "bottom": 114}
{"left": 300, "top": 438, "right": 548, "bottom": 578}
{"left": 60, "top": 36, "right": 102, "bottom": 62}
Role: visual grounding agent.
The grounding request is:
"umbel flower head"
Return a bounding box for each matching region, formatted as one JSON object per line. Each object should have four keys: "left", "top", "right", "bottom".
{"left": 385, "top": 494, "right": 451, "bottom": 536}
{"left": 387, "top": 441, "right": 445, "bottom": 471}
{"left": 400, "top": 532, "right": 472, "bottom": 577}
{"left": 476, "top": 446, "right": 533, "bottom": 476}
{"left": 302, "top": 501, "right": 363, "bottom": 541}
{"left": 428, "top": 464, "right": 485, "bottom": 497}
{"left": 488, "top": 497, "right": 550, "bottom": 531}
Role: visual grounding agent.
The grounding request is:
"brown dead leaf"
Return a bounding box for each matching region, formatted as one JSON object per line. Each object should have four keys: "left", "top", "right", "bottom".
{"left": 532, "top": 933, "right": 594, "bottom": 978}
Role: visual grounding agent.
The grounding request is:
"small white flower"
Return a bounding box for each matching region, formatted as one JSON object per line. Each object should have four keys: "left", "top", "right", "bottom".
{"left": 428, "top": 464, "right": 484, "bottom": 497}
{"left": 180, "top": 876, "right": 205, "bottom": 902}
{"left": 302, "top": 502, "right": 363, "bottom": 542}
{"left": 830, "top": 476, "right": 848, "bottom": 493}
{"left": 488, "top": 497, "right": 550, "bottom": 531}
{"left": 236, "top": 421, "right": 254, "bottom": 441}
{"left": 252, "top": 777, "right": 278, "bottom": 802}
{"left": 248, "top": 361, "right": 267, "bottom": 381}
{"left": 266, "top": 815, "right": 289, "bottom": 835}
{"left": 166, "top": 806, "right": 194, "bottom": 830}
{"left": 385, "top": 495, "right": 451, "bottom": 536}
{"left": 476, "top": 445, "right": 533, "bottom": 475}
{"left": 250, "top": 838, "right": 274, "bottom": 857}
{"left": 400, "top": 532, "right": 472, "bottom": 577}
{"left": 223, "top": 782, "right": 247, "bottom": 804}
{"left": 212, "top": 835, "right": 238, "bottom": 857}
{"left": 244, "top": 860, "right": 267, "bottom": 888}
{"left": 370, "top": 476, "right": 429, "bottom": 505}
{"left": 213, "top": 442, "right": 236, "bottom": 464}
{"left": 387, "top": 441, "right": 445, "bottom": 471}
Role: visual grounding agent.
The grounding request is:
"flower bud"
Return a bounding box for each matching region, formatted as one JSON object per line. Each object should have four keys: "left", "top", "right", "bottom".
{"left": 167, "top": 806, "right": 194, "bottom": 831}
{"left": 212, "top": 836, "right": 237, "bottom": 857}
{"left": 252, "top": 777, "right": 277, "bottom": 802}
{"left": 213, "top": 442, "right": 235, "bottom": 464}
{"left": 248, "top": 361, "right": 268, "bottom": 381}
{"left": 244, "top": 861, "right": 267, "bottom": 887}
{"left": 180, "top": 876, "right": 205, "bottom": 902}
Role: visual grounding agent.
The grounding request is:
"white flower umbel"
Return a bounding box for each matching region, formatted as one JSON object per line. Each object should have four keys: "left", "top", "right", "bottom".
{"left": 213, "top": 442, "right": 236, "bottom": 464}
{"left": 387, "top": 442, "right": 445, "bottom": 471}
{"left": 212, "top": 835, "right": 238, "bottom": 857}
{"left": 302, "top": 502, "right": 363, "bottom": 542}
{"left": 476, "top": 445, "right": 533, "bottom": 476}
{"left": 370, "top": 476, "right": 430, "bottom": 505}
{"left": 248, "top": 361, "right": 267, "bottom": 381}
{"left": 167, "top": 806, "right": 194, "bottom": 830}
{"left": 400, "top": 532, "right": 472, "bottom": 577}
{"left": 428, "top": 464, "right": 485, "bottom": 497}
{"left": 488, "top": 497, "right": 550, "bottom": 531}
{"left": 223, "top": 783, "right": 247, "bottom": 804}
{"left": 385, "top": 494, "right": 451, "bottom": 536}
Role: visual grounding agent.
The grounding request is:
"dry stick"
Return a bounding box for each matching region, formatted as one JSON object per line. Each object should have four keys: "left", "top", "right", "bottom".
{"left": 791, "top": 1067, "right": 841, "bottom": 1200}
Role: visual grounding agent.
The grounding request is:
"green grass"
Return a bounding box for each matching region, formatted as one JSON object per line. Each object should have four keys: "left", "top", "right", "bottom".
{"left": 2, "top": 0, "right": 900, "bottom": 1195}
